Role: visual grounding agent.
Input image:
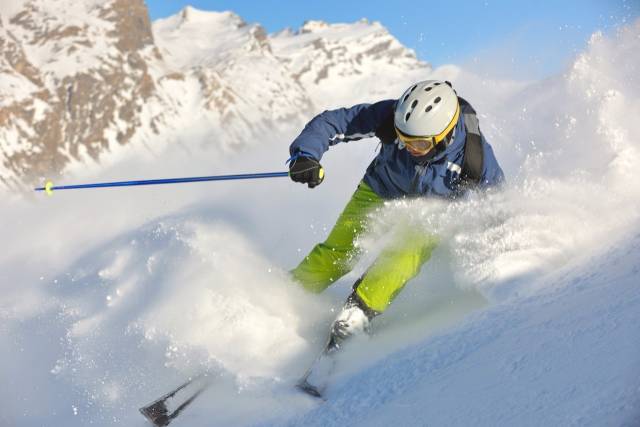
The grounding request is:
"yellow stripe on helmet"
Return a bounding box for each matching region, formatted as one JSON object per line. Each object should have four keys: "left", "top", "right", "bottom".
{"left": 433, "top": 102, "right": 460, "bottom": 144}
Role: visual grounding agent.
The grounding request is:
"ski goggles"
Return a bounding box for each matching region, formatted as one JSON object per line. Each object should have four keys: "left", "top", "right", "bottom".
{"left": 395, "top": 104, "right": 460, "bottom": 154}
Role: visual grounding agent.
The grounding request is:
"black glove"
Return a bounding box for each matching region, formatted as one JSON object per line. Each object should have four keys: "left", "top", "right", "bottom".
{"left": 289, "top": 156, "right": 324, "bottom": 188}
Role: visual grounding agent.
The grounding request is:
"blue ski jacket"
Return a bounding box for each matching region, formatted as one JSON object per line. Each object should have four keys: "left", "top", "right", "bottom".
{"left": 289, "top": 98, "right": 505, "bottom": 199}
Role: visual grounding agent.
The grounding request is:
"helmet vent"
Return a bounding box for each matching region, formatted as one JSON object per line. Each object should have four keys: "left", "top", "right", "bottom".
{"left": 401, "top": 85, "right": 418, "bottom": 105}
{"left": 395, "top": 80, "right": 457, "bottom": 133}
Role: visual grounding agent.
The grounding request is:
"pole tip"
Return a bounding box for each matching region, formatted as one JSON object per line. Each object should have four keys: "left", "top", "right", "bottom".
{"left": 45, "top": 180, "right": 53, "bottom": 196}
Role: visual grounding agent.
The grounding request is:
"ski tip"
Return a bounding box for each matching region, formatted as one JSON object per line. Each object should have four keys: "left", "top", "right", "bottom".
{"left": 139, "top": 402, "right": 171, "bottom": 427}
{"left": 296, "top": 380, "right": 325, "bottom": 400}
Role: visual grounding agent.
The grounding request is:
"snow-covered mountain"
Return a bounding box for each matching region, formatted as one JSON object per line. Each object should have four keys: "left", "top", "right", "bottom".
{"left": 0, "top": 0, "right": 158, "bottom": 189}
{"left": 270, "top": 19, "right": 428, "bottom": 108}
{"left": 0, "top": 1, "right": 428, "bottom": 189}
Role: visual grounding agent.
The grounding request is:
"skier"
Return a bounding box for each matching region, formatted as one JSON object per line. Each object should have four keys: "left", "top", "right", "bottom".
{"left": 287, "top": 80, "right": 504, "bottom": 383}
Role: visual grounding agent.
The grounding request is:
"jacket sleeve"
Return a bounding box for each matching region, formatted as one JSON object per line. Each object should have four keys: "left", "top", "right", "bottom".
{"left": 480, "top": 133, "right": 506, "bottom": 187}
{"left": 289, "top": 99, "right": 396, "bottom": 161}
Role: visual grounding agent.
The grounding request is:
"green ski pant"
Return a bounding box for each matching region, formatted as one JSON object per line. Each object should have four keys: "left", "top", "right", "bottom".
{"left": 291, "top": 182, "right": 438, "bottom": 313}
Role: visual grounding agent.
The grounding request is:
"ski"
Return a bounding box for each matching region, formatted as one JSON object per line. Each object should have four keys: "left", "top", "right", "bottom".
{"left": 296, "top": 298, "right": 374, "bottom": 399}
{"left": 296, "top": 351, "right": 335, "bottom": 399}
{"left": 139, "top": 373, "right": 212, "bottom": 426}
{"left": 295, "top": 330, "right": 342, "bottom": 399}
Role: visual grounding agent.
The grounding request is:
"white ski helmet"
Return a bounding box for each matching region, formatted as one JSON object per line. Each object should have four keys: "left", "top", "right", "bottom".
{"left": 394, "top": 80, "right": 460, "bottom": 144}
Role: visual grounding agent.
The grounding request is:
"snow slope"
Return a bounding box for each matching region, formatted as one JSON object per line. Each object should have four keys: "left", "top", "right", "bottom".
{"left": 289, "top": 230, "right": 640, "bottom": 426}
{"left": 0, "top": 11, "right": 639, "bottom": 427}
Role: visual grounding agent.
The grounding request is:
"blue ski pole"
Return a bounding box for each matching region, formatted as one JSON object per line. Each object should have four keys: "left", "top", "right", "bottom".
{"left": 34, "top": 171, "right": 290, "bottom": 196}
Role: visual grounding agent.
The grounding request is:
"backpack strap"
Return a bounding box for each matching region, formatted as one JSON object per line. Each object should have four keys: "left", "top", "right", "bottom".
{"left": 459, "top": 98, "right": 484, "bottom": 185}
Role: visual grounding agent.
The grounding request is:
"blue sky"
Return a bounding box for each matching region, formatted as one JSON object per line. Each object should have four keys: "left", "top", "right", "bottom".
{"left": 145, "top": 0, "right": 637, "bottom": 79}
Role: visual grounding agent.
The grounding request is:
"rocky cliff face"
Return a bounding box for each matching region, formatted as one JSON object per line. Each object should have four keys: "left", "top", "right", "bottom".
{"left": 0, "top": 2, "right": 430, "bottom": 189}
{"left": 0, "top": 0, "right": 158, "bottom": 189}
